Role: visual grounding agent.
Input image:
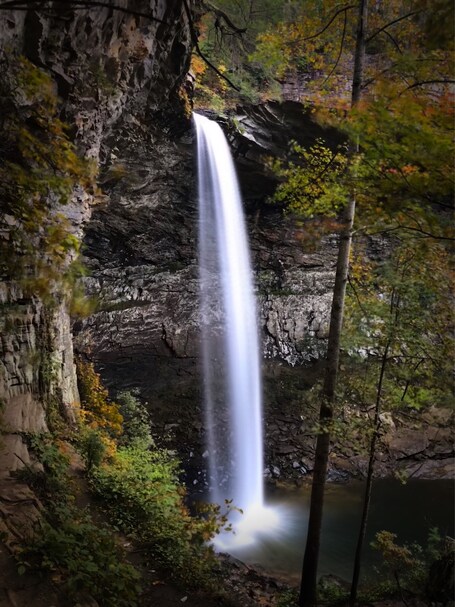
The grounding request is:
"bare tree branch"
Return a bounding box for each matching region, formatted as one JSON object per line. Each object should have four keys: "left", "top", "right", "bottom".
{"left": 361, "top": 63, "right": 399, "bottom": 89}
{"left": 399, "top": 79, "right": 455, "bottom": 95}
{"left": 202, "top": 1, "right": 246, "bottom": 34}
{"left": 304, "top": 4, "right": 356, "bottom": 41}
{"left": 366, "top": 10, "right": 421, "bottom": 43}
{"left": 322, "top": 8, "right": 348, "bottom": 84}
{"left": 0, "top": 0, "right": 168, "bottom": 23}
{"left": 347, "top": 273, "right": 369, "bottom": 316}
{"left": 370, "top": 224, "right": 455, "bottom": 241}
{"left": 182, "top": 0, "right": 241, "bottom": 92}
{"left": 381, "top": 29, "right": 402, "bottom": 54}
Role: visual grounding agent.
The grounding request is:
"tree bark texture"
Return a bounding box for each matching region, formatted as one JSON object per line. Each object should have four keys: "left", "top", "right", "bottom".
{"left": 299, "top": 1, "right": 368, "bottom": 605}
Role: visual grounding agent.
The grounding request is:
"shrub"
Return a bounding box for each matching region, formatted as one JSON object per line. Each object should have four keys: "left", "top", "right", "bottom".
{"left": 78, "top": 427, "right": 107, "bottom": 471}
{"left": 26, "top": 504, "right": 141, "bottom": 606}
{"left": 90, "top": 446, "right": 221, "bottom": 586}
{"left": 17, "top": 435, "right": 72, "bottom": 497}
{"left": 76, "top": 360, "right": 123, "bottom": 436}
{"left": 116, "top": 390, "right": 153, "bottom": 449}
{"left": 372, "top": 530, "right": 425, "bottom": 596}
{"left": 19, "top": 435, "right": 141, "bottom": 606}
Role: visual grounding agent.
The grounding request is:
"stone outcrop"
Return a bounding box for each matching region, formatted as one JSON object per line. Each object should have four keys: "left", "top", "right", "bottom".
{"left": 0, "top": 0, "right": 197, "bottom": 485}
{"left": 74, "top": 101, "right": 339, "bottom": 372}
{"left": 1, "top": 2, "right": 450, "bottom": 504}
{"left": 70, "top": 101, "right": 340, "bottom": 482}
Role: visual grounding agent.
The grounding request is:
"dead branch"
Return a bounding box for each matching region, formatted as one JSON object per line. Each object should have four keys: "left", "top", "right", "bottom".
{"left": 182, "top": 0, "right": 240, "bottom": 92}
{"left": 0, "top": 0, "right": 168, "bottom": 23}
{"left": 380, "top": 29, "right": 402, "bottom": 54}
{"left": 366, "top": 10, "right": 421, "bottom": 43}
{"left": 399, "top": 79, "right": 455, "bottom": 94}
{"left": 304, "top": 4, "right": 356, "bottom": 41}
{"left": 202, "top": 1, "right": 246, "bottom": 34}
{"left": 322, "top": 8, "right": 348, "bottom": 84}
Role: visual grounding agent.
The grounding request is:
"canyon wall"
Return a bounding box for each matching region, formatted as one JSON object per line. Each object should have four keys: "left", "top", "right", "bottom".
{"left": 0, "top": 0, "right": 197, "bottom": 485}
{"left": 72, "top": 101, "right": 339, "bottom": 410}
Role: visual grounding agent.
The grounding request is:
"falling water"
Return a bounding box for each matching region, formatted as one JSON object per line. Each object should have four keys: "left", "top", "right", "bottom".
{"left": 194, "top": 113, "right": 278, "bottom": 547}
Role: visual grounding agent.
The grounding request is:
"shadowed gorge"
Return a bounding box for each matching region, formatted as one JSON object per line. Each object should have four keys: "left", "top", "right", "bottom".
{"left": 0, "top": 1, "right": 453, "bottom": 606}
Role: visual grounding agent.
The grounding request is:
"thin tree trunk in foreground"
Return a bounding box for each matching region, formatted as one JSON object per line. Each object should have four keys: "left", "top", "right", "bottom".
{"left": 299, "top": 2, "right": 368, "bottom": 605}
{"left": 298, "top": 195, "right": 356, "bottom": 607}
{"left": 349, "top": 339, "right": 390, "bottom": 606}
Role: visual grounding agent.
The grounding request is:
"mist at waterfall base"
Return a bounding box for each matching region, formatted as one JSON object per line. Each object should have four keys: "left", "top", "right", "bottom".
{"left": 197, "top": 479, "right": 454, "bottom": 583}
{"left": 194, "top": 112, "right": 283, "bottom": 549}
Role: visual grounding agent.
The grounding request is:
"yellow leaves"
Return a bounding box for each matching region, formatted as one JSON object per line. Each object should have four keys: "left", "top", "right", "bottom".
{"left": 271, "top": 139, "right": 349, "bottom": 222}
{"left": 217, "top": 64, "right": 228, "bottom": 92}
{"left": 76, "top": 360, "right": 124, "bottom": 437}
{"left": 191, "top": 53, "right": 231, "bottom": 111}
{"left": 190, "top": 54, "right": 207, "bottom": 78}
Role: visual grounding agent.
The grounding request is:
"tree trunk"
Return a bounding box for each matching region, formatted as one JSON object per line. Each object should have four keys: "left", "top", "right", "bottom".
{"left": 298, "top": 199, "right": 355, "bottom": 607}
{"left": 299, "top": 2, "right": 368, "bottom": 605}
{"left": 349, "top": 339, "right": 390, "bottom": 606}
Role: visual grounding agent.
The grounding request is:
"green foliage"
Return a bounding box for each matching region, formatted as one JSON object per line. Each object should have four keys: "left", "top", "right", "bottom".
{"left": 343, "top": 90, "right": 455, "bottom": 241}
{"left": 317, "top": 577, "right": 349, "bottom": 605}
{"left": 342, "top": 241, "right": 454, "bottom": 417}
{"left": 25, "top": 504, "right": 141, "bottom": 606}
{"left": 0, "top": 54, "right": 95, "bottom": 300}
{"left": 251, "top": 3, "right": 340, "bottom": 82}
{"left": 21, "top": 434, "right": 72, "bottom": 497}
{"left": 192, "top": 0, "right": 291, "bottom": 108}
{"left": 74, "top": 370, "right": 228, "bottom": 590}
{"left": 270, "top": 139, "right": 349, "bottom": 217}
{"left": 89, "top": 446, "right": 225, "bottom": 586}
{"left": 372, "top": 530, "right": 426, "bottom": 594}
{"left": 426, "top": 527, "right": 444, "bottom": 563}
{"left": 116, "top": 390, "right": 153, "bottom": 450}
{"left": 78, "top": 427, "right": 107, "bottom": 472}
{"left": 18, "top": 434, "right": 141, "bottom": 606}
{"left": 276, "top": 588, "right": 298, "bottom": 607}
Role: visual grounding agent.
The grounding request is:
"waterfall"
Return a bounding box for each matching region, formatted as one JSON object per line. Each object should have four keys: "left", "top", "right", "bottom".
{"left": 195, "top": 113, "right": 276, "bottom": 545}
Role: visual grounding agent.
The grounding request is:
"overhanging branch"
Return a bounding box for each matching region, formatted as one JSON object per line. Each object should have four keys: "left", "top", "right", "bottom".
{"left": 182, "top": 0, "right": 240, "bottom": 92}
{"left": 399, "top": 79, "right": 455, "bottom": 94}
{"left": 304, "top": 4, "right": 356, "bottom": 41}
{"left": 202, "top": 1, "right": 246, "bottom": 34}
{"left": 366, "top": 10, "right": 421, "bottom": 43}
{"left": 322, "top": 8, "right": 348, "bottom": 84}
{"left": 0, "top": 0, "right": 168, "bottom": 23}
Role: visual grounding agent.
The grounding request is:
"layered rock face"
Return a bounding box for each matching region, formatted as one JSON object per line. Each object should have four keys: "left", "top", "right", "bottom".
{"left": 0, "top": 0, "right": 196, "bottom": 480}
{"left": 73, "top": 102, "right": 339, "bottom": 388}
{"left": 73, "top": 100, "right": 454, "bottom": 483}
{"left": 71, "top": 101, "right": 340, "bottom": 485}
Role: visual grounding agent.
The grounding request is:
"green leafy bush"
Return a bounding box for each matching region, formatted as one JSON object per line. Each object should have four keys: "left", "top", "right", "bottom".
{"left": 372, "top": 530, "right": 426, "bottom": 595}
{"left": 90, "top": 446, "right": 220, "bottom": 586}
{"left": 26, "top": 505, "right": 141, "bottom": 606}
{"left": 18, "top": 435, "right": 141, "bottom": 606}
{"left": 78, "top": 427, "right": 107, "bottom": 471}
{"left": 116, "top": 390, "right": 153, "bottom": 449}
{"left": 17, "top": 435, "right": 72, "bottom": 497}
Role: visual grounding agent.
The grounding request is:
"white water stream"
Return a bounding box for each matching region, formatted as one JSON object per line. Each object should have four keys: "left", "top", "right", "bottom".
{"left": 194, "top": 113, "right": 279, "bottom": 547}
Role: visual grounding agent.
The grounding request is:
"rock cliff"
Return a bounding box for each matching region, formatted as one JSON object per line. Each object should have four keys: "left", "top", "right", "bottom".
{"left": 74, "top": 101, "right": 339, "bottom": 371}
{"left": 1, "top": 1, "right": 451, "bottom": 496}
{"left": 70, "top": 101, "right": 341, "bottom": 485}
{"left": 0, "top": 0, "right": 196, "bottom": 484}
{"left": 72, "top": 114, "right": 335, "bottom": 366}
